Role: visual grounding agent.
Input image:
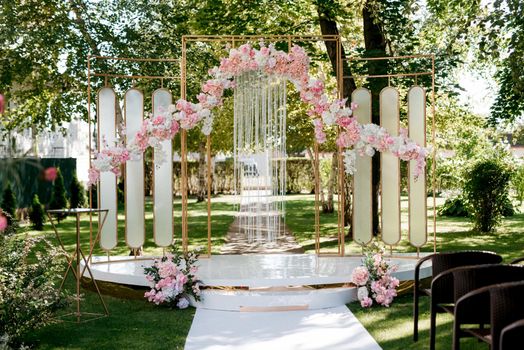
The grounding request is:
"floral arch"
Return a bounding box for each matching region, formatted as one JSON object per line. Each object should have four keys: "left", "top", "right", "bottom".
{"left": 88, "top": 42, "right": 427, "bottom": 185}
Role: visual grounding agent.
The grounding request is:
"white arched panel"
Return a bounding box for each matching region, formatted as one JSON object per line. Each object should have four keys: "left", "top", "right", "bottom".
{"left": 352, "top": 88, "right": 373, "bottom": 245}
{"left": 380, "top": 87, "right": 401, "bottom": 245}
{"left": 152, "top": 89, "right": 174, "bottom": 247}
{"left": 408, "top": 86, "right": 427, "bottom": 247}
{"left": 98, "top": 87, "right": 118, "bottom": 251}
{"left": 124, "top": 89, "right": 145, "bottom": 249}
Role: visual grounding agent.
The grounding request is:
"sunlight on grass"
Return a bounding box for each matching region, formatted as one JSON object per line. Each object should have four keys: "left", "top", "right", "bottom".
{"left": 21, "top": 195, "right": 524, "bottom": 349}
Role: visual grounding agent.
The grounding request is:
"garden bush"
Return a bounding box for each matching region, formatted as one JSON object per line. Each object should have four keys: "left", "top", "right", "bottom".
{"left": 512, "top": 163, "right": 524, "bottom": 205}
{"left": 0, "top": 220, "right": 65, "bottom": 347}
{"left": 69, "top": 174, "right": 86, "bottom": 209}
{"left": 464, "top": 159, "right": 512, "bottom": 233}
{"left": 438, "top": 196, "right": 469, "bottom": 217}
{"left": 1, "top": 184, "right": 16, "bottom": 219}
{"left": 29, "top": 194, "right": 45, "bottom": 230}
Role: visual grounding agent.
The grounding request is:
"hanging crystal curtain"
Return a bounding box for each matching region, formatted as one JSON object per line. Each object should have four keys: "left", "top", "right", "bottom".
{"left": 233, "top": 71, "right": 287, "bottom": 244}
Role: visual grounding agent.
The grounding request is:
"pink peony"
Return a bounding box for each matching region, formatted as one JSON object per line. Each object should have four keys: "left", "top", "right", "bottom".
{"left": 351, "top": 266, "right": 369, "bottom": 286}
{"left": 158, "top": 261, "right": 177, "bottom": 279}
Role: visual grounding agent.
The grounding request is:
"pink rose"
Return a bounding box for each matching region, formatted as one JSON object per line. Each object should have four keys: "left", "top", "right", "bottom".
{"left": 351, "top": 266, "right": 369, "bottom": 286}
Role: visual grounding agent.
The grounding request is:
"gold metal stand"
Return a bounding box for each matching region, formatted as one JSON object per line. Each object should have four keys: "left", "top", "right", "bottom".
{"left": 47, "top": 208, "right": 110, "bottom": 323}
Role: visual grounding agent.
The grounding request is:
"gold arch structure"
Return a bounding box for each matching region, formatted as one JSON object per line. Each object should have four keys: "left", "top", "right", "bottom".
{"left": 87, "top": 34, "right": 437, "bottom": 262}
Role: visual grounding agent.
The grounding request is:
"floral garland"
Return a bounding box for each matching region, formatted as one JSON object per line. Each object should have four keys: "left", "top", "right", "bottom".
{"left": 88, "top": 42, "right": 428, "bottom": 186}
{"left": 351, "top": 244, "right": 400, "bottom": 308}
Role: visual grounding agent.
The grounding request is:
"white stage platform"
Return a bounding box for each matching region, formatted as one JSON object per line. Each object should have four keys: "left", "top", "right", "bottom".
{"left": 82, "top": 254, "right": 431, "bottom": 311}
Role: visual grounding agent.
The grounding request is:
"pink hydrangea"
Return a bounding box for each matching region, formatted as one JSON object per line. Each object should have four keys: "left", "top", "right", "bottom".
{"left": 158, "top": 261, "right": 177, "bottom": 279}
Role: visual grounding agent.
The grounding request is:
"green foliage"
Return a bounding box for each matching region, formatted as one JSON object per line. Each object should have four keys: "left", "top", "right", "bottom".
{"left": 286, "top": 158, "right": 315, "bottom": 194}
{"left": 29, "top": 194, "right": 45, "bottom": 231}
{"left": 1, "top": 184, "right": 16, "bottom": 219}
{"left": 512, "top": 163, "right": 524, "bottom": 205}
{"left": 464, "top": 159, "right": 512, "bottom": 233}
{"left": 438, "top": 196, "right": 469, "bottom": 217}
{"left": 0, "top": 230, "right": 64, "bottom": 346}
{"left": 0, "top": 212, "right": 18, "bottom": 237}
{"left": 432, "top": 95, "right": 513, "bottom": 193}
{"left": 478, "top": 0, "right": 524, "bottom": 124}
{"left": 68, "top": 174, "right": 86, "bottom": 209}
{"left": 49, "top": 169, "right": 67, "bottom": 221}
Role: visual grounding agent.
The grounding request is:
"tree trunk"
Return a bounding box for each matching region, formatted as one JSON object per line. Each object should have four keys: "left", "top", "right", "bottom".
{"left": 306, "top": 147, "right": 324, "bottom": 198}
{"left": 363, "top": 2, "right": 388, "bottom": 235}
{"left": 323, "top": 151, "right": 338, "bottom": 213}
{"left": 316, "top": 1, "right": 357, "bottom": 230}
{"left": 196, "top": 140, "right": 206, "bottom": 202}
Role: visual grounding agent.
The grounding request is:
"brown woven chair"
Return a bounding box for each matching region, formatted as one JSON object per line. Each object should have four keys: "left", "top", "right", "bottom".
{"left": 452, "top": 267, "right": 524, "bottom": 350}
{"left": 510, "top": 257, "right": 524, "bottom": 264}
{"left": 413, "top": 250, "right": 502, "bottom": 347}
{"left": 500, "top": 318, "right": 524, "bottom": 350}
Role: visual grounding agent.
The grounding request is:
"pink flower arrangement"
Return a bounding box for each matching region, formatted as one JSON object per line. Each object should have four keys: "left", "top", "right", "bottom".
{"left": 143, "top": 247, "right": 201, "bottom": 309}
{"left": 88, "top": 42, "right": 429, "bottom": 184}
{"left": 43, "top": 167, "right": 58, "bottom": 182}
{"left": 351, "top": 244, "right": 399, "bottom": 308}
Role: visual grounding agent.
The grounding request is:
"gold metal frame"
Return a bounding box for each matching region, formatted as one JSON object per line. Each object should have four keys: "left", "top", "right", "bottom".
{"left": 181, "top": 34, "right": 344, "bottom": 257}
{"left": 344, "top": 54, "right": 437, "bottom": 256}
{"left": 85, "top": 37, "right": 436, "bottom": 261}
{"left": 87, "top": 55, "right": 180, "bottom": 262}
{"left": 47, "top": 209, "right": 109, "bottom": 322}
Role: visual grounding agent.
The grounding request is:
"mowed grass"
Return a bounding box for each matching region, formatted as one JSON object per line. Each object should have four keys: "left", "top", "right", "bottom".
{"left": 22, "top": 195, "right": 524, "bottom": 349}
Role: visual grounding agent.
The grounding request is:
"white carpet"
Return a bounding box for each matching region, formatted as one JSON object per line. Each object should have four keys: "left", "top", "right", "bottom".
{"left": 184, "top": 306, "right": 382, "bottom": 350}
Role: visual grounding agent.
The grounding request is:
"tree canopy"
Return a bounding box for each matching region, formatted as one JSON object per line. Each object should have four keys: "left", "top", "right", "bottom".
{"left": 1, "top": 0, "right": 521, "bottom": 135}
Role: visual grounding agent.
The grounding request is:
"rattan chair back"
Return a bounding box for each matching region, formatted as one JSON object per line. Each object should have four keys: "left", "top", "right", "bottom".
{"left": 490, "top": 281, "right": 524, "bottom": 350}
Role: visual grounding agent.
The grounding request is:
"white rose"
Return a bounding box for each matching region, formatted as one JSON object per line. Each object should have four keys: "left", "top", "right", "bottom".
{"left": 168, "top": 104, "right": 177, "bottom": 114}
{"left": 357, "top": 287, "right": 369, "bottom": 301}
{"left": 322, "top": 111, "right": 335, "bottom": 126}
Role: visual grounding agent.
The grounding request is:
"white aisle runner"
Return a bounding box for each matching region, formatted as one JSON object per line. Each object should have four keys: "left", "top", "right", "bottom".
{"left": 184, "top": 305, "right": 382, "bottom": 350}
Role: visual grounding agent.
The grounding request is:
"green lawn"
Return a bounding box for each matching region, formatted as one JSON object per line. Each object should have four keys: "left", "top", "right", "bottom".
{"left": 21, "top": 195, "right": 524, "bottom": 349}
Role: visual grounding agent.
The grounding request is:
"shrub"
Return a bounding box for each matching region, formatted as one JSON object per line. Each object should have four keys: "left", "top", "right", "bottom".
{"left": 69, "top": 174, "right": 86, "bottom": 209}
{"left": 1, "top": 184, "right": 16, "bottom": 219}
{"left": 512, "top": 163, "right": 524, "bottom": 205}
{"left": 464, "top": 159, "right": 512, "bottom": 233}
{"left": 49, "top": 168, "right": 68, "bottom": 221}
{"left": 438, "top": 196, "right": 469, "bottom": 217}
{"left": 0, "top": 211, "right": 18, "bottom": 237}
{"left": 0, "top": 225, "right": 65, "bottom": 347}
{"left": 29, "top": 194, "right": 45, "bottom": 230}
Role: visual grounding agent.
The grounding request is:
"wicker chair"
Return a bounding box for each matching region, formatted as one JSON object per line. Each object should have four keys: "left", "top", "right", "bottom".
{"left": 452, "top": 267, "right": 524, "bottom": 350}
{"left": 413, "top": 250, "right": 502, "bottom": 347}
{"left": 510, "top": 257, "right": 524, "bottom": 265}
{"left": 500, "top": 318, "right": 524, "bottom": 350}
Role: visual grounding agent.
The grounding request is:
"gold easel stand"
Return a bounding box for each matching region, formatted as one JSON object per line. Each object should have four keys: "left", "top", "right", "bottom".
{"left": 47, "top": 208, "right": 109, "bottom": 323}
